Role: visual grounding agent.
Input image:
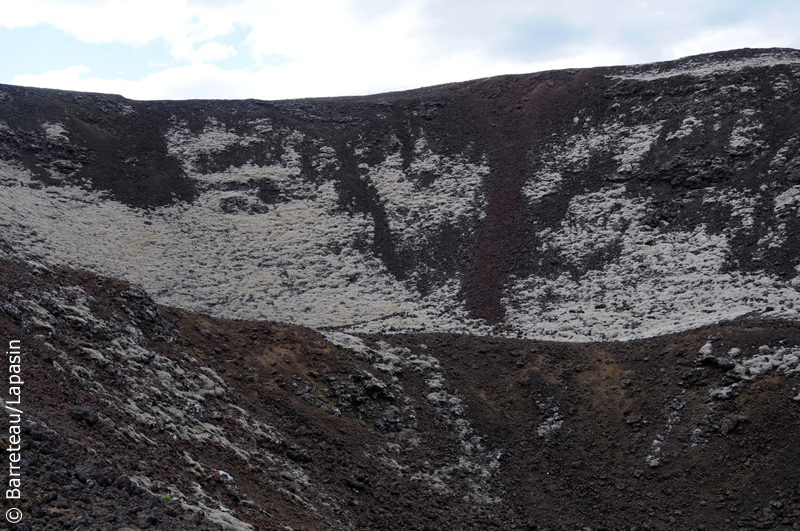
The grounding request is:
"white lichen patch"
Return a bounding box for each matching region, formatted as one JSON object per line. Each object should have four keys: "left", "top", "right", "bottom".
{"left": 367, "top": 135, "right": 489, "bottom": 247}
{"left": 43, "top": 122, "right": 68, "bottom": 141}
{"left": 523, "top": 119, "right": 663, "bottom": 204}
{"left": 666, "top": 117, "right": 702, "bottom": 141}
{"left": 5, "top": 74, "right": 800, "bottom": 347}
{"left": 0, "top": 124, "right": 499, "bottom": 336}
{"left": 645, "top": 397, "right": 684, "bottom": 468}
{"left": 540, "top": 120, "right": 663, "bottom": 174}
{"left": 6, "top": 147, "right": 800, "bottom": 343}
{"left": 189, "top": 162, "right": 299, "bottom": 186}
{"left": 729, "top": 115, "right": 765, "bottom": 152}
{"left": 698, "top": 342, "right": 713, "bottom": 356}
{"left": 166, "top": 117, "right": 266, "bottom": 175}
{"left": 708, "top": 345, "right": 800, "bottom": 400}
{"left": 0, "top": 161, "right": 410, "bottom": 330}
{"left": 702, "top": 187, "right": 757, "bottom": 230}
{"left": 343, "top": 278, "right": 495, "bottom": 337}
{"left": 775, "top": 185, "right": 800, "bottom": 217}
{"left": 609, "top": 51, "right": 800, "bottom": 81}
{"left": 759, "top": 186, "right": 800, "bottom": 251}
{"left": 537, "top": 185, "right": 644, "bottom": 265}
{"left": 172, "top": 482, "right": 256, "bottom": 531}
{"left": 325, "top": 333, "right": 501, "bottom": 503}
{"left": 769, "top": 136, "right": 799, "bottom": 171}
{"left": 535, "top": 400, "right": 563, "bottom": 437}
{"left": 773, "top": 74, "right": 794, "bottom": 100}
{"left": 522, "top": 170, "right": 562, "bottom": 202}
{"left": 504, "top": 185, "right": 800, "bottom": 341}
{"left": 6, "top": 268, "right": 352, "bottom": 527}
{"left": 313, "top": 144, "right": 340, "bottom": 172}
{"left": 731, "top": 345, "right": 800, "bottom": 380}
{"left": 614, "top": 123, "right": 664, "bottom": 164}
{"left": 717, "top": 85, "right": 757, "bottom": 96}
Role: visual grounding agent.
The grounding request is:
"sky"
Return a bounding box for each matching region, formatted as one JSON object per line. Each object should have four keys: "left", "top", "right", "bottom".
{"left": 1, "top": 0, "right": 799, "bottom": 101}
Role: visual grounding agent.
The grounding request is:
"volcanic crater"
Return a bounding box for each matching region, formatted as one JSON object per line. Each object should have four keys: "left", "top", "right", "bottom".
{"left": 2, "top": 48, "right": 800, "bottom": 530}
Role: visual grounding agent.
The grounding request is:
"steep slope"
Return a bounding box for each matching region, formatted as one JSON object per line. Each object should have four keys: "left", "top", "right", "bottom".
{"left": 3, "top": 48, "right": 800, "bottom": 340}
{"left": 2, "top": 258, "right": 800, "bottom": 530}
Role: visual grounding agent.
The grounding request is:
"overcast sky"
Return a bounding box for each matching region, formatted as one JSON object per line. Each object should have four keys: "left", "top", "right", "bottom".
{"left": 1, "top": 0, "right": 799, "bottom": 101}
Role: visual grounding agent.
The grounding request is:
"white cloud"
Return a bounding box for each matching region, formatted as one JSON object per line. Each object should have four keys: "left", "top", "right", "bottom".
{"left": 179, "top": 42, "right": 236, "bottom": 64}
{"left": 3, "top": 0, "right": 800, "bottom": 100}
{"left": 1, "top": 0, "right": 240, "bottom": 63}
{"left": 12, "top": 64, "right": 250, "bottom": 100}
{"left": 668, "top": 23, "right": 796, "bottom": 59}
{"left": 13, "top": 65, "right": 93, "bottom": 90}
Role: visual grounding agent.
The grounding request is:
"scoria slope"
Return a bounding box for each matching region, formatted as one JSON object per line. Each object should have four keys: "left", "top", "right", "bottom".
{"left": 2, "top": 257, "right": 800, "bottom": 531}
{"left": 2, "top": 48, "right": 800, "bottom": 340}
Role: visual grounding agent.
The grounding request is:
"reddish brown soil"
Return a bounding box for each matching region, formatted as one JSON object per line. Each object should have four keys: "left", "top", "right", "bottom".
{"left": 2, "top": 258, "right": 800, "bottom": 530}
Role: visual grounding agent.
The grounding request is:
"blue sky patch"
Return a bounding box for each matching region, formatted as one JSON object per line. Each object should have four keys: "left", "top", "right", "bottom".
{"left": 0, "top": 22, "right": 271, "bottom": 83}
{"left": 503, "top": 15, "right": 592, "bottom": 61}
{"left": 209, "top": 23, "right": 290, "bottom": 71}
{"left": 0, "top": 24, "right": 177, "bottom": 82}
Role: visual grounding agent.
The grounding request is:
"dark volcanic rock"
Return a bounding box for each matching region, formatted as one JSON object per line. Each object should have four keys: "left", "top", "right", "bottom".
{"left": 2, "top": 256, "right": 800, "bottom": 530}
{"left": 70, "top": 406, "right": 99, "bottom": 426}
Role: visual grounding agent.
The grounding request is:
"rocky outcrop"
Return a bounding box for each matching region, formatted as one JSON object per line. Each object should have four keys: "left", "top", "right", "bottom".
{"left": 3, "top": 257, "right": 800, "bottom": 530}
{"left": 3, "top": 48, "right": 800, "bottom": 341}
